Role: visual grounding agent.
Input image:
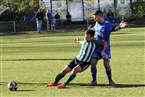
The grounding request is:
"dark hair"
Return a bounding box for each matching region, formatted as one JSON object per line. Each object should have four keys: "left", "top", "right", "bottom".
{"left": 86, "top": 30, "right": 95, "bottom": 37}
{"left": 93, "top": 10, "right": 103, "bottom": 17}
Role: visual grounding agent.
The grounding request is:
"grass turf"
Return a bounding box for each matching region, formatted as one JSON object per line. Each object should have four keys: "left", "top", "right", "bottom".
{"left": 0, "top": 27, "right": 145, "bottom": 97}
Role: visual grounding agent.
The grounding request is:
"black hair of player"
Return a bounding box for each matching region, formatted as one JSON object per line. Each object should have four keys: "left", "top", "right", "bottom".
{"left": 93, "top": 10, "right": 103, "bottom": 17}
{"left": 86, "top": 30, "right": 95, "bottom": 37}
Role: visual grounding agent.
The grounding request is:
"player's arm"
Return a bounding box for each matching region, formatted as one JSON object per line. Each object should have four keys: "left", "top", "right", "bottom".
{"left": 101, "top": 40, "right": 107, "bottom": 57}
{"left": 74, "top": 38, "right": 83, "bottom": 44}
{"left": 94, "top": 39, "right": 107, "bottom": 57}
{"left": 88, "top": 25, "right": 95, "bottom": 31}
{"left": 112, "top": 21, "right": 127, "bottom": 31}
{"left": 35, "top": 12, "right": 39, "bottom": 20}
{"left": 112, "top": 25, "right": 122, "bottom": 31}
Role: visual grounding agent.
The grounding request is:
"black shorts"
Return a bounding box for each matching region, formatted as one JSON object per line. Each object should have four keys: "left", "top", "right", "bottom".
{"left": 67, "top": 58, "right": 90, "bottom": 71}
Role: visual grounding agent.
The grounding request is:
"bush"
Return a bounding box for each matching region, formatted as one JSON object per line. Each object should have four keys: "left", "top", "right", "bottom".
{"left": 132, "top": 0, "right": 145, "bottom": 14}
{"left": 0, "top": 9, "right": 24, "bottom": 21}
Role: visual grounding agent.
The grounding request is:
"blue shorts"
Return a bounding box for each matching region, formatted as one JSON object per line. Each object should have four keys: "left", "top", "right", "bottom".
{"left": 92, "top": 50, "right": 111, "bottom": 61}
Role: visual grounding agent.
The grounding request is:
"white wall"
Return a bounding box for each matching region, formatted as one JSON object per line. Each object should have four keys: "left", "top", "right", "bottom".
{"left": 68, "top": 0, "right": 84, "bottom": 21}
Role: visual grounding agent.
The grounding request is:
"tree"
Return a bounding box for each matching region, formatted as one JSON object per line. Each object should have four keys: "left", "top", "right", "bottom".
{"left": 0, "top": 0, "right": 40, "bottom": 20}
{"left": 132, "top": 0, "right": 145, "bottom": 14}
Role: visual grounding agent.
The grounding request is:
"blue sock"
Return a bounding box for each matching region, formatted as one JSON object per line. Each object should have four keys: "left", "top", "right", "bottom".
{"left": 106, "top": 68, "right": 112, "bottom": 82}
{"left": 91, "top": 66, "right": 97, "bottom": 82}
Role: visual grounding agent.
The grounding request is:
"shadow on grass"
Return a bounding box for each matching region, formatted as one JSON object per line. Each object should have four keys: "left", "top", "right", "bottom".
{"left": 16, "top": 90, "right": 34, "bottom": 92}
{"left": 113, "top": 84, "right": 145, "bottom": 88}
{"left": 1, "top": 82, "right": 46, "bottom": 86}
{"left": 69, "top": 83, "right": 145, "bottom": 88}
{"left": 18, "top": 82, "right": 47, "bottom": 86}
{"left": 3, "top": 58, "right": 72, "bottom": 61}
{"left": 2, "top": 82, "right": 145, "bottom": 89}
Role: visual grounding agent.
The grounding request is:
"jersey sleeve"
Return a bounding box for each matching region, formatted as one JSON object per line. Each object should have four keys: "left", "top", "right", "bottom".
{"left": 92, "top": 39, "right": 103, "bottom": 46}
{"left": 112, "top": 25, "right": 122, "bottom": 31}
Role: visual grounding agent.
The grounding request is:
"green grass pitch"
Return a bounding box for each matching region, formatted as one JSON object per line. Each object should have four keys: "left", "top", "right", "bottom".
{"left": 0, "top": 27, "right": 145, "bottom": 97}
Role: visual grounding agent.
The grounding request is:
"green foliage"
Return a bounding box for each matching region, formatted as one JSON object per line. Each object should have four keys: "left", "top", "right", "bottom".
{"left": 0, "top": 0, "right": 2, "bottom": 4}
{"left": 0, "top": 0, "right": 39, "bottom": 20}
{"left": 0, "top": 9, "right": 17, "bottom": 21}
{"left": 0, "top": 2, "right": 28, "bottom": 21}
{"left": 132, "top": 0, "right": 145, "bottom": 14}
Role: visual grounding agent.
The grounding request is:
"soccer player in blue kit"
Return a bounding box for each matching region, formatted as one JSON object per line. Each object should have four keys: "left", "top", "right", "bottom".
{"left": 89, "top": 10, "right": 127, "bottom": 85}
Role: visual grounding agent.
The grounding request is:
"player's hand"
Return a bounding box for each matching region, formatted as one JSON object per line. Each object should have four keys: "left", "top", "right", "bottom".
{"left": 74, "top": 38, "right": 80, "bottom": 43}
{"left": 101, "top": 51, "right": 106, "bottom": 57}
{"left": 88, "top": 25, "right": 92, "bottom": 30}
{"left": 119, "top": 21, "right": 128, "bottom": 28}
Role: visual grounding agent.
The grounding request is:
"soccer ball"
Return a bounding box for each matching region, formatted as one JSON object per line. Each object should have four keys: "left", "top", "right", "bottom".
{"left": 7, "top": 81, "right": 18, "bottom": 91}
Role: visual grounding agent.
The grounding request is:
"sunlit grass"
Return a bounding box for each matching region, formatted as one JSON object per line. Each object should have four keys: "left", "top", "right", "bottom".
{"left": 0, "top": 27, "right": 145, "bottom": 97}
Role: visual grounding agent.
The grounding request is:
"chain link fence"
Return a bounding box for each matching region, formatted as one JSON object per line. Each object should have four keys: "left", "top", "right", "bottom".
{"left": 0, "top": 18, "right": 91, "bottom": 34}
{"left": 0, "top": 16, "right": 145, "bottom": 34}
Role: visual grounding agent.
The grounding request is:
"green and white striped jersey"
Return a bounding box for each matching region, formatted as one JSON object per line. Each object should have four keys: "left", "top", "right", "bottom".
{"left": 76, "top": 39, "right": 102, "bottom": 63}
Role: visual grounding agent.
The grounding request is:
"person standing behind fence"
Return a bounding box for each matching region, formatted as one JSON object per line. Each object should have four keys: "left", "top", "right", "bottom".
{"left": 51, "top": 16, "right": 56, "bottom": 31}
{"left": 46, "top": 10, "right": 53, "bottom": 31}
{"left": 35, "top": 9, "right": 44, "bottom": 33}
{"left": 107, "top": 9, "right": 115, "bottom": 23}
{"left": 55, "top": 12, "right": 61, "bottom": 25}
{"left": 103, "top": 9, "right": 107, "bottom": 19}
{"left": 66, "top": 12, "right": 71, "bottom": 25}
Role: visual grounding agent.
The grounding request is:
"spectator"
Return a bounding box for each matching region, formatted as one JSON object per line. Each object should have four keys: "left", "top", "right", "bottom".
{"left": 20, "top": 14, "right": 28, "bottom": 22}
{"left": 30, "top": 12, "right": 36, "bottom": 22}
{"left": 51, "top": 16, "right": 56, "bottom": 31}
{"left": 103, "top": 9, "right": 107, "bottom": 19}
{"left": 107, "top": 9, "right": 115, "bottom": 22}
{"left": 35, "top": 9, "right": 44, "bottom": 33}
{"left": 46, "top": 10, "right": 53, "bottom": 31}
{"left": 66, "top": 12, "right": 71, "bottom": 24}
{"left": 54, "top": 12, "right": 61, "bottom": 25}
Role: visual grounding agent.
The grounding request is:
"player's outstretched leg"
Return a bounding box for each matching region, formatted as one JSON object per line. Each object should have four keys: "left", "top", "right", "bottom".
{"left": 47, "top": 73, "right": 65, "bottom": 86}
{"left": 58, "top": 65, "right": 81, "bottom": 89}
{"left": 47, "top": 65, "right": 72, "bottom": 87}
{"left": 58, "top": 73, "right": 76, "bottom": 88}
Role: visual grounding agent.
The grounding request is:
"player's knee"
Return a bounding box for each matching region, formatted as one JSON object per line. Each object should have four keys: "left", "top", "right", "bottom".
{"left": 61, "top": 70, "right": 69, "bottom": 74}
{"left": 91, "top": 63, "right": 96, "bottom": 67}
{"left": 72, "top": 66, "right": 81, "bottom": 74}
{"left": 91, "top": 62, "right": 97, "bottom": 66}
{"left": 61, "top": 68, "right": 71, "bottom": 74}
{"left": 91, "top": 59, "right": 98, "bottom": 66}
{"left": 104, "top": 64, "right": 110, "bottom": 69}
{"left": 103, "top": 60, "right": 110, "bottom": 69}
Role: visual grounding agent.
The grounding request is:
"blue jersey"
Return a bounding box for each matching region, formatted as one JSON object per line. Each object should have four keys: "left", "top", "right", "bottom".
{"left": 93, "top": 20, "right": 114, "bottom": 59}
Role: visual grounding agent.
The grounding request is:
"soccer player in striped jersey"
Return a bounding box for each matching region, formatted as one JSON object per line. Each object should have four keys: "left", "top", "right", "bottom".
{"left": 47, "top": 30, "right": 107, "bottom": 88}
{"left": 89, "top": 10, "right": 127, "bottom": 86}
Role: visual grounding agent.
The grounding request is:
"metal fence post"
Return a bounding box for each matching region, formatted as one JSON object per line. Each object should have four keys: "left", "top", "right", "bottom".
{"left": 13, "top": 21, "right": 16, "bottom": 33}
{"left": 129, "top": 0, "right": 133, "bottom": 19}
{"left": 87, "top": 18, "right": 89, "bottom": 29}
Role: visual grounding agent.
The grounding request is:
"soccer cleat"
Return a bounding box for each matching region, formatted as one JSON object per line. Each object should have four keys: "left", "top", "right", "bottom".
{"left": 47, "top": 82, "right": 57, "bottom": 87}
{"left": 58, "top": 83, "right": 66, "bottom": 89}
{"left": 109, "top": 80, "right": 116, "bottom": 86}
